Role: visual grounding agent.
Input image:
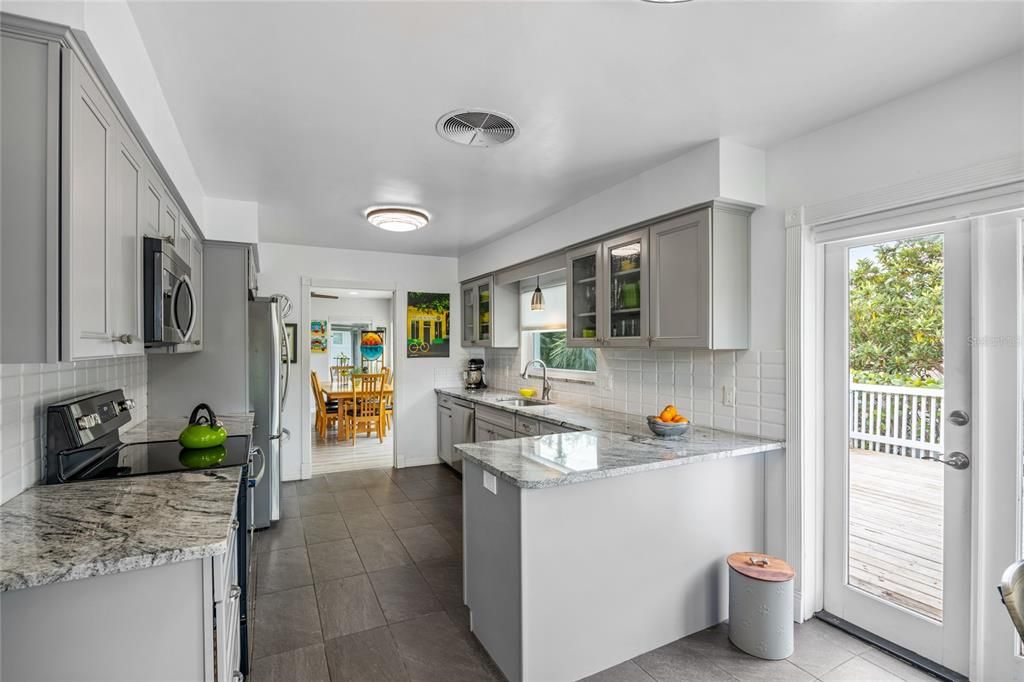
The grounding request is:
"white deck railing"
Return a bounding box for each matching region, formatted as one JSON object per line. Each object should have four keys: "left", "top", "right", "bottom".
{"left": 849, "top": 383, "right": 943, "bottom": 458}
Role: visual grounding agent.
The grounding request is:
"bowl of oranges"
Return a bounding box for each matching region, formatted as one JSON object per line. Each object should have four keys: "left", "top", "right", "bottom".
{"left": 647, "top": 405, "right": 690, "bottom": 438}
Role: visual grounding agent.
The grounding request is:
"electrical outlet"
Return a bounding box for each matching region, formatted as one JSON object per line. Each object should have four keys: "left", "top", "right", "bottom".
{"left": 483, "top": 471, "right": 498, "bottom": 494}
{"left": 722, "top": 385, "right": 737, "bottom": 407}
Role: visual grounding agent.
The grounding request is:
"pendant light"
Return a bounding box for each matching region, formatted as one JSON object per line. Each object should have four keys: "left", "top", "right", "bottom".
{"left": 530, "top": 276, "right": 545, "bottom": 311}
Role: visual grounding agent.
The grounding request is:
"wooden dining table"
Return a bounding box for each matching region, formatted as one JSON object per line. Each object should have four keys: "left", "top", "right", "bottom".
{"left": 323, "top": 381, "right": 394, "bottom": 401}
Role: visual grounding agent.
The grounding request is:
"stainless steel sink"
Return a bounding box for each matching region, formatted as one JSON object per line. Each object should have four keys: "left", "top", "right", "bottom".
{"left": 497, "top": 398, "right": 551, "bottom": 407}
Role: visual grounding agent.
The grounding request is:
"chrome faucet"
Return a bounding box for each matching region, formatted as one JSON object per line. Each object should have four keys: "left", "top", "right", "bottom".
{"left": 521, "top": 359, "right": 551, "bottom": 401}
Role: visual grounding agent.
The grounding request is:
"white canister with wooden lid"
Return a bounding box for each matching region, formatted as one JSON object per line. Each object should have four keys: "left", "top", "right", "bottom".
{"left": 727, "top": 552, "right": 796, "bottom": 660}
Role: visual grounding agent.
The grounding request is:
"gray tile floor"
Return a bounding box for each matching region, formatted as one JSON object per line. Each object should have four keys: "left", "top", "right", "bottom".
{"left": 249, "top": 465, "right": 937, "bottom": 682}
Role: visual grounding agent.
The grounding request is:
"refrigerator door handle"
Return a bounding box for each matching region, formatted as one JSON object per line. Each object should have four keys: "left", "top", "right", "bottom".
{"left": 248, "top": 447, "right": 266, "bottom": 488}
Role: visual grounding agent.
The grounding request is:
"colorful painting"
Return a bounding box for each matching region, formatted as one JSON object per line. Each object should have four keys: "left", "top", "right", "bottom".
{"left": 407, "top": 292, "right": 450, "bottom": 358}
{"left": 311, "top": 319, "right": 328, "bottom": 353}
{"left": 360, "top": 330, "right": 385, "bottom": 362}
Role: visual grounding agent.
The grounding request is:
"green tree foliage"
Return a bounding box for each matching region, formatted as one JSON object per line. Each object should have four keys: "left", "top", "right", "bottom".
{"left": 538, "top": 332, "right": 597, "bottom": 372}
{"left": 848, "top": 237, "right": 944, "bottom": 387}
{"left": 407, "top": 292, "right": 449, "bottom": 313}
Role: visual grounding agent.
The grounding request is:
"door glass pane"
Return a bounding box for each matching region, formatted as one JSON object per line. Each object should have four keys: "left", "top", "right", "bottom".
{"left": 463, "top": 288, "right": 474, "bottom": 342}
{"left": 478, "top": 284, "right": 490, "bottom": 341}
{"left": 847, "top": 234, "right": 944, "bottom": 621}
{"left": 571, "top": 254, "right": 597, "bottom": 340}
{"left": 608, "top": 241, "right": 642, "bottom": 339}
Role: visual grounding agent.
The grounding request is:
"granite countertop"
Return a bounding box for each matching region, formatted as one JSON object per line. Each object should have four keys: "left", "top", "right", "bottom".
{"left": 0, "top": 469, "right": 242, "bottom": 592}
{"left": 438, "top": 387, "right": 783, "bottom": 489}
{"left": 121, "top": 412, "right": 255, "bottom": 444}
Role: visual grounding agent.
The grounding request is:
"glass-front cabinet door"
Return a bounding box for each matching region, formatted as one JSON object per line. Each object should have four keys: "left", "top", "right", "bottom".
{"left": 477, "top": 281, "right": 491, "bottom": 346}
{"left": 603, "top": 228, "right": 648, "bottom": 347}
{"left": 566, "top": 243, "right": 603, "bottom": 347}
{"left": 461, "top": 284, "right": 476, "bottom": 346}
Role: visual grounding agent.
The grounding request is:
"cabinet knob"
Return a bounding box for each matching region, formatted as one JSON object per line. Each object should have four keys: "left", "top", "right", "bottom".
{"left": 231, "top": 672, "right": 244, "bottom": 682}
{"left": 163, "top": 235, "right": 175, "bottom": 245}
{"left": 193, "top": 339, "right": 201, "bottom": 346}
{"left": 112, "top": 334, "right": 134, "bottom": 344}
{"left": 229, "top": 584, "right": 241, "bottom": 601}
{"left": 231, "top": 519, "right": 240, "bottom": 531}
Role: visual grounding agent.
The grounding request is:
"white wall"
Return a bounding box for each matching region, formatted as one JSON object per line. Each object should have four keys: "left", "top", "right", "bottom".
{"left": 203, "top": 197, "right": 259, "bottom": 243}
{"left": 308, "top": 296, "right": 392, "bottom": 386}
{"left": 3, "top": 0, "right": 207, "bottom": 227}
{"left": 754, "top": 51, "right": 1023, "bottom": 561}
{"left": 258, "top": 243, "right": 468, "bottom": 478}
{"left": 458, "top": 139, "right": 765, "bottom": 280}
{"left": 0, "top": 357, "right": 148, "bottom": 503}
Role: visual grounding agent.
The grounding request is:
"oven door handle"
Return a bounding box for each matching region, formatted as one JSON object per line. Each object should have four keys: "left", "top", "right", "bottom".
{"left": 248, "top": 446, "right": 266, "bottom": 488}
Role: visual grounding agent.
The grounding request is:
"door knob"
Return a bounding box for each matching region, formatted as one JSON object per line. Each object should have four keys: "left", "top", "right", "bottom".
{"left": 923, "top": 451, "right": 970, "bottom": 470}
{"left": 949, "top": 410, "right": 970, "bottom": 426}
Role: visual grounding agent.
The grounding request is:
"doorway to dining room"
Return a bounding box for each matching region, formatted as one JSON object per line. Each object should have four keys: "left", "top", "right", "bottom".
{"left": 307, "top": 287, "right": 395, "bottom": 474}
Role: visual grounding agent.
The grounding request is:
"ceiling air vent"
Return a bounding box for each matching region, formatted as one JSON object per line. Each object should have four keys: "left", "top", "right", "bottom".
{"left": 436, "top": 109, "right": 519, "bottom": 148}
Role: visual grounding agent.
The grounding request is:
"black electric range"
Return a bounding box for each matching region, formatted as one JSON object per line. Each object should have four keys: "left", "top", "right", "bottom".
{"left": 43, "top": 389, "right": 255, "bottom": 676}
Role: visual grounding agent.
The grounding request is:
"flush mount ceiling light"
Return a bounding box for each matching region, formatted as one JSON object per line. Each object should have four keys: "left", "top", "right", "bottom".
{"left": 530, "top": 276, "right": 545, "bottom": 312}
{"left": 365, "top": 207, "right": 430, "bottom": 233}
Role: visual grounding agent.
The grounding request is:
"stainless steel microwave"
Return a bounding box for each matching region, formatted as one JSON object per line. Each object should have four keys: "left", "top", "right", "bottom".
{"left": 143, "top": 236, "right": 196, "bottom": 346}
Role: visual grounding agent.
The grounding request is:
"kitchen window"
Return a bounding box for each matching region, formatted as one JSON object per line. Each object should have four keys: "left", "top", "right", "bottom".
{"left": 520, "top": 280, "right": 596, "bottom": 381}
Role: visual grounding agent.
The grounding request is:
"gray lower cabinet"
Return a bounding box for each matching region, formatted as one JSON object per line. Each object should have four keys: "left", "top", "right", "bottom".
{"left": 437, "top": 396, "right": 453, "bottom": 465}
{"left": 1, "top": 525, "right": 240, "bottom": 682}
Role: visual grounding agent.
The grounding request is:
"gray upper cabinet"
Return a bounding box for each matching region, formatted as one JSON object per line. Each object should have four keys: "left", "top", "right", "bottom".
{"left": 566, "top": 228, "right": 649, "bottom": 348}
{"left": 0, "top": 30, "right": 61, "bottom": 363}
{"left": 64, "top": 50, "right": 121, "bottom": 360}
{"left": 460, "top": 275, "right": 519, "bottom": 348}
{"left": 566, "top": 202, "right": 750, "bottom": 350}
{"left": 2, "top": 15, "right": 206, "bottom": 361}
{"left": 111, "top": 128, "right": 144, "bottom": 356}
{"left": 602, "top": 228, "right": 649, "bottom": 348}
{"left": 649, "top": 204, "right": 750, "bottom": 349}
{"left": 565, "top": 242, "right": 602, "bottom": 348}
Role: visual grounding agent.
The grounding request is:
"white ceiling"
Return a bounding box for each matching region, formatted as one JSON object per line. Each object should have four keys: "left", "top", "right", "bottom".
{"left": 129, "top": 1, "right": 1022, "bottom": 257}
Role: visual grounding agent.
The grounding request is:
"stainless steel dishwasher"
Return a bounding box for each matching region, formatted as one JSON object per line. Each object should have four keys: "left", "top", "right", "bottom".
{"left": 450, "top": 398, "right": 475, "bottom": 473}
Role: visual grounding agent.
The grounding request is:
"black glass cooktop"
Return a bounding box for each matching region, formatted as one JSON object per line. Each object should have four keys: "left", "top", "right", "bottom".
{"left": 74, "top": 435, "right": 251, "bottom": 481}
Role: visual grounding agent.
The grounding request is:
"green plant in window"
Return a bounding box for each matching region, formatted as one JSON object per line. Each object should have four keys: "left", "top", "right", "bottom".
{"left": 538, "top": 331, "right": 597, "bottom": 372}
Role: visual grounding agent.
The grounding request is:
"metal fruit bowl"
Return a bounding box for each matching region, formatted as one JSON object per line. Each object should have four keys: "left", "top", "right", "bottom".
{"left": 646, "top": 416, "right": 690, "bottom": 439}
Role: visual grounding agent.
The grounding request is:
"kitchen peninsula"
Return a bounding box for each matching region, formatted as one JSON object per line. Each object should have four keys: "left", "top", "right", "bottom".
{"left": 442, "top": 388, "right": 783, "bottom": 682}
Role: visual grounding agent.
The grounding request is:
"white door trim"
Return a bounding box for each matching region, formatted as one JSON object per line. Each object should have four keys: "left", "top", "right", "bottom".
{"left": 299, "top": 276, "right": 398, "bottom": 479}
{"left": 784, "top": 157, "right": 1024, "bottom": 655}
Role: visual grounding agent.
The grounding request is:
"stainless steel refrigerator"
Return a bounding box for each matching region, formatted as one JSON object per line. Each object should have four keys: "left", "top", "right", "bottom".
{"left": 248, "top": 296, "right": 290, "bottom": 529}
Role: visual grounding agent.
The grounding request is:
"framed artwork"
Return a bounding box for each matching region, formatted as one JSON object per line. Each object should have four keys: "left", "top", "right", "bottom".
{"left": 311, "top": 319, "right": 328, "bottom": 353}
{"left": 406, "top": 292, "right": 450, "bottom": 358}
{"left": 284, "top": 323, "right": 297, "bottom": 364}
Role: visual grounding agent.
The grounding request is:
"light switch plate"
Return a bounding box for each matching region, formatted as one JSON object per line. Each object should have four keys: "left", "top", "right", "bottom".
{"left": 483, "top": 471, "right": 497, "bottom": 494}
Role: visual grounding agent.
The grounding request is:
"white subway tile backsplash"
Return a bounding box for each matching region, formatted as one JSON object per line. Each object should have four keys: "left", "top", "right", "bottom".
{"left": 0, "top": 357, "right": 147, "bottom": 504}
{"left": 485, "top": 345, "right": 785, "bottom": 438}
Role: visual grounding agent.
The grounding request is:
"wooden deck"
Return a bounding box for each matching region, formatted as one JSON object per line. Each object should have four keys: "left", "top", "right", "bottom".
{"left": 848, "top": 448, "right": 943, "bottom": 621}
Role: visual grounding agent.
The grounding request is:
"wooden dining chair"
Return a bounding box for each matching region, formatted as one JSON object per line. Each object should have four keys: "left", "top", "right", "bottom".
{"left": 344, "top": 373, "right": 386, "bottom": 444}
{"left": 382, "top": 368, "right": 394, "bottom": 433}
{"left": 330, "top": 365, "right": 353, "bottom": 386}
{"left": 311, "top": 372, "right": 338, "bottom": 440}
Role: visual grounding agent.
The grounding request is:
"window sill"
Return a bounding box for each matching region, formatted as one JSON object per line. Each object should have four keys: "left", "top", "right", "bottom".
{"left": 525, "top": 371, "right": 596, "bottom": 386}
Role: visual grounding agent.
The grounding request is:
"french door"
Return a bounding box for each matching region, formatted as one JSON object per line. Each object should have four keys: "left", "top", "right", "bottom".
{"left": 823, "top": 220, "right": 972, "bottom": 674}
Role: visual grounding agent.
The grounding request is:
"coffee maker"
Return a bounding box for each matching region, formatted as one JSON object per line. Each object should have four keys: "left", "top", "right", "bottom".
{"left": 463, "top": 358, "right": 486, "bottom": 390}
